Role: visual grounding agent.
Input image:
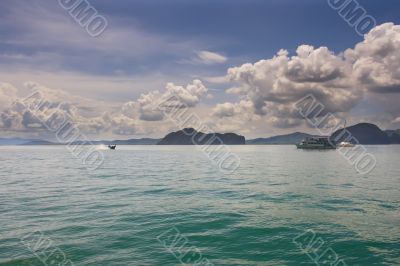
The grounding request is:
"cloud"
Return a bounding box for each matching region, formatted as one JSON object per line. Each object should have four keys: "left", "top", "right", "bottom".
{"left": 212, "top": 100, "right": 254, "bottom": 118}
{"left": 123, "top": 79, "right": 208, "bottom": 121}
{"left": 0, "top": 1, "right": 194, "bottom": 61}
{"left": 346, "top": 23, "right": 400, "bottom": 94}
{"left": 392, "top": 116, "right": 400, "bottom": 123}
{"left": 179, "top": 50, "right": 228, "bottom": 65}
{"left": 0, "top": 83, "right": 18, "bottom": 108}
{"left": 392, "top": 117, "right": 400, "bottom": 124}
{"left": 196, "top": 51, "right": 227, "bottom": 64}
{"left": 203, "top": 75, "right": 229, "bottom": 84}
{"left": 0, "top": 69, "right": 175, "bottom": 105}
{"left": 212, "top": 23, "right": 400, "bottom": 131}
{"left": 1, "top": 83, "right": 87, "bottom": 132}
{"left": 108, "top": 114, "right": 138, "bottom": 135}
{"left": 135, "top": 91, "right": 164, "bottom": 121}
{"left": 0, "top": 79, "right": 209, "bottom": 138}
{"left": 208, "top": 100, "right": 262, "bottom": 133}
{"left": 0, "top": 82, "right": 134, "bottom": 136}
{"left": 227, "top": 45, "right": 359, "bottom": 118}
{"left": 165, "top": 79, "right": 208, "bottom": 107}
{"left": 213, "top": 103, "right": 237, "bottom": 118}
{"left": 3, "top": 19, "right": 400, "bottom": 137}
{"left": 286, "top": 45, "right": 346, "bottom": 83}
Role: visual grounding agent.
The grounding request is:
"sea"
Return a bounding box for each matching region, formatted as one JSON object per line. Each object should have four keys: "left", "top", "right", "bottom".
{"left": 0, "top": 145, "right": 399, "bottom": 265}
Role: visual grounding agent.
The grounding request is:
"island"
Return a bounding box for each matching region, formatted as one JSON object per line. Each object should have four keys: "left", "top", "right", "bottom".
{"left": 330, "top": 123, "right": 392, "bottom": 144}
{"left": 246, "top": 132, "right": 313, "bottom": 145}
{"left": 157, "top": 128, "right": 246, "bottom": 145}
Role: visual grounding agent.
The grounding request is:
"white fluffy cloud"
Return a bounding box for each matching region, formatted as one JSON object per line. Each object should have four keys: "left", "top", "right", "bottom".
{"left": 165, "top": 79, "right": 208, "bottom": 107}
{"left": 346, "top": 23, "right": 400, "bottom": 94}
{"left": 0, "top": 79, "right": 209, "bottom": 138}
{"left": 228, "top": 46, "right": 359, "bottom": 115}
{"left": 219, "top": 23, "right": 400, "bottom": 130}
{"left": 0, "top": 83, "right": 18, "bottom": 109}
{"left": 208, "top": 100, "right": 261, "bottom": 133}
{"left": 1, "top": 84, "right": 79, "bottom": 132}
{"left": 213, "top": 100, "right": 254, "bottom": 118}
{"left": 136, "top": 91, "right": 164, "bottom": 121}
{"left": 3, "top": 23, "right": 400, "bottom": 138}
{"left": 225, "top": 46, "right": 359, "bottom": 128}
{"left": 0, "top": 83, "right": 140, "bottom": 136}
{"left": 123, "top": 79, "right": 208, "bottom": 121}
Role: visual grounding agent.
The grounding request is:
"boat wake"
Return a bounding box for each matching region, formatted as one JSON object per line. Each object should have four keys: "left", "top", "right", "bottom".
{"left": 95, "top": 144, "right": 109, "bottom": 150}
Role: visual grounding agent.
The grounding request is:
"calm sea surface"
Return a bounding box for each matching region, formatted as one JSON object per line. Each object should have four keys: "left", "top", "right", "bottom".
{"left": 0, "top": 145, "right": 399, "bottom": 265}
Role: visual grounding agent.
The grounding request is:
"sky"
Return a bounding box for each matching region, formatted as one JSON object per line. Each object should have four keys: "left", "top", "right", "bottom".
{"left": 1, "top": 0, "right": 400, "bottom": 140}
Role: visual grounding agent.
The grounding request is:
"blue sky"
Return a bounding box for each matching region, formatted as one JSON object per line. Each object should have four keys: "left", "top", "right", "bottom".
{"left": 1, "top": 0, "right": 400, "bottom": 139}
{"left": 2, "top": 0, "right": 399, "bottom": 76}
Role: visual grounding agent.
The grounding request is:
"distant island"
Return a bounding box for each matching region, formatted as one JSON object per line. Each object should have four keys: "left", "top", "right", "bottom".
{"left": 246, "top": 132, "right": 312, "bottom": 145}
{"left": 0, "top": 137, "right": 160, "bottom": 146}
{"left": 158, "top": 128, "right": 245, "bottom": 145}
{"left": 247, "top": 123, "right": 400, "bottom": 145}
{"left": 331, "top": 123, "right": 392, "bottom": 145}
{"left": 1, "top": 123, "right": 399, "bottom": 146}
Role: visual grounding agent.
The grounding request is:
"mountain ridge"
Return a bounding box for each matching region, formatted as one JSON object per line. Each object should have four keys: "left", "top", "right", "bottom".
{"left": 2, "top": 123, "right": 400, "bottom": 145}
{"left": 246, "top": 132, "right": 313, "bottom": 145}
{"left": 331, "top": 123, "right": 393, "bottom": 144}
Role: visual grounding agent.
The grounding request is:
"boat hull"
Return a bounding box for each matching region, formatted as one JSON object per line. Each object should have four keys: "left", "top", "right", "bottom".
{"left": 296, "top": 144, "right": 336, "bottom": 150}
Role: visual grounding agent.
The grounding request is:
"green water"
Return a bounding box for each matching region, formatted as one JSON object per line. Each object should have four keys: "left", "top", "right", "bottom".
{"left": 0, "top": 145, "right": 399, "bottom": 265}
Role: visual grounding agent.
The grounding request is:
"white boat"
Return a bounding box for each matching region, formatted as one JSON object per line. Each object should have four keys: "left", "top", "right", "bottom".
{"left": 338, "top": 141, "right": 355, "bottom": 147}
{"left": 336, "top": 120, "right": 355, "bottom": 148}
{"left": 296, "top": 137, "right": 336, "bottom": 150}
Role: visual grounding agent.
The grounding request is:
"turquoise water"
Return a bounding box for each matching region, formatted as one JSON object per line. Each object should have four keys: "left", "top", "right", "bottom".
{"left": 0, "top": 145, "right": 399, "bottom": 265}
